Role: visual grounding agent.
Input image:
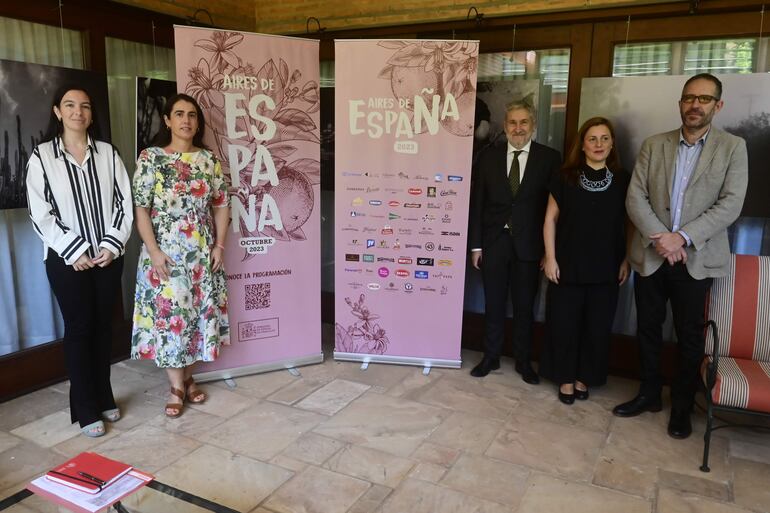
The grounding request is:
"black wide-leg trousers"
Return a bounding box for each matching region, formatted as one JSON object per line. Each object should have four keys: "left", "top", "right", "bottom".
{"left": 540, "top": 280, "right": 619, "bottom": 386}
{"left": 45, "top": 249, "right": 122, "bottom": 427}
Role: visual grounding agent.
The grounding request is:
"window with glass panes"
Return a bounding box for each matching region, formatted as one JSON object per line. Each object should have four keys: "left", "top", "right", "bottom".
{"left": 614, "top": 37, "right": 770, "bottom": 76}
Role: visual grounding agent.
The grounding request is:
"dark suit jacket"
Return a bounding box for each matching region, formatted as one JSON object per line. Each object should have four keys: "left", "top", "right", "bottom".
{"left": 469, "top": 140, "right": 562, "bottom": 261}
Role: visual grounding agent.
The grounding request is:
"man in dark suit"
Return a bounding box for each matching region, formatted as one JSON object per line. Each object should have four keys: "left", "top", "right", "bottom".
{"left": 615, "top": 73, "right": 748, "bottom": 439}
{"left": 468, "top": 100, "right": 562, "bottom": 382}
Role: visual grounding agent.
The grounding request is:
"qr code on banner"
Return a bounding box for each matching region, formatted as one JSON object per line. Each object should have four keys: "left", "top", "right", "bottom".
{"left": 245, "top": 282, "right": 270, "bottom": 310}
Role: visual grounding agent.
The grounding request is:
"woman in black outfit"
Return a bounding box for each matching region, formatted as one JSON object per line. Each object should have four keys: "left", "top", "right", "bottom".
{"left": 539, "top": 117, "right": 630, "bottom": 404}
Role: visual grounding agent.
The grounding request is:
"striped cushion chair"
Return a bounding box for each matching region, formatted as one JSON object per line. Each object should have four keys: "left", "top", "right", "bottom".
{"left": 700, "top": 254, "right": 770, "bottom": 472}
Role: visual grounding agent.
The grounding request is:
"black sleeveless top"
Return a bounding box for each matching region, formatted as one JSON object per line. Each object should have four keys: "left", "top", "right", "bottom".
{"left": 548, "top": 165, "right": 630, "bottom": 284}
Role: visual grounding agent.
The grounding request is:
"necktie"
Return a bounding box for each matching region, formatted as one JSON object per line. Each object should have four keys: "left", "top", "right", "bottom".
{"left": 508, "top": 150, "right": 523, "bottom": 231}
{"left": 509, "top": 150, "right": 523, "bottom": 197}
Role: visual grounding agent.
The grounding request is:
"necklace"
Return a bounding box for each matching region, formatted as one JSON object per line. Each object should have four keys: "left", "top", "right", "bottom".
{"left": 579, "top": 167, "right": 613, "bottom": 192}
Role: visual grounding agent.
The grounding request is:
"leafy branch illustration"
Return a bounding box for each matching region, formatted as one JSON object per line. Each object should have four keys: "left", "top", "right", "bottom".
{"left": 334, "top": 294, "right": 390, "bottom": 355}
{"left": 373, "top": 41, "right": 478, "bottom": 137}
{"left": 378, "top": 41, "right": 477, "bottom": 103}
{"left": 186, "top": 31, "right": 321, "bottom": 257}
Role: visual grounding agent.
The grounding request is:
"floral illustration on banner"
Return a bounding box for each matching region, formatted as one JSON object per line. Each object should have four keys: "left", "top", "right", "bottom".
{"left": 335, "top": 294, "right": 390, "bottom": 355}
{"left": 186, "top": 31, "right": 321, "bottom": 260}
{"left": 378, "top": 40, "right": 478, "bottom": 137}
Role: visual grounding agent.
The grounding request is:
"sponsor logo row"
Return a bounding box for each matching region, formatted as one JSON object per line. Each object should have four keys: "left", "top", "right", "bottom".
{"left": 349, "top": 213, "right": 456, "bottom": 223}
{"left": 348, "top": 239, "right": 455, "bottom": 251}
{"left": 351, "top": 198, "right": 454, "bottom": 210}
{"left": 342, "top": 172, "right": 463, "bottom": 182}
{"left": 347, "top": 187, "right": 459, "bottom": 197}
{"left": 345, "top": 255, "right": 453, "bottom": 267}
{"left": 343, "top": 269, "right": 454, "bottom": 278}
{"left": 341, "top": 226, "right": 460, "bottom": 237}
{"left": 347, "top": 281, "right": 450, "bottom": 294}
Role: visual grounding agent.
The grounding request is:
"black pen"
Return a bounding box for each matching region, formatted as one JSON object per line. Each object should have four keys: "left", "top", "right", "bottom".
{"left": 77, "top": 471, "right": 106, "bottom": 485}
{"left": 48, "top": 470, "right": 103, "bottom": 490}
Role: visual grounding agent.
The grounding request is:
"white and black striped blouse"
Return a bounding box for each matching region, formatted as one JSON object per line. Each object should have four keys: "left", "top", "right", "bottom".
{"left": 25, "top": 136, "right": 134, "bottom": 265}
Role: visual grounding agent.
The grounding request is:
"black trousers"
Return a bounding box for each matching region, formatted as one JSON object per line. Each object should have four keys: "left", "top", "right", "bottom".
{"left": 481, "top": 233, "right": 541, "bottom": 362}
{"left": 635, "top": 262, "right": 711, "bottom": 410}
{"left": 45, "top": 250, "right": 123, "bottom": 427}
{"left": 540, "top": 281, "right": 619, "bottom": 387}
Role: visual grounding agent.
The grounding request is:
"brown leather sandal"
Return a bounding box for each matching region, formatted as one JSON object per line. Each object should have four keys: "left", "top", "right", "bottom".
{"left": 184, "top": 377, "right": 207, "bottom": 404}
{"left": 165, "top": 387, "right": 185, "bottom": 418}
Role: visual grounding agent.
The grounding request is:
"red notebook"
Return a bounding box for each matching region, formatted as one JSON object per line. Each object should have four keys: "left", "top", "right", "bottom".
{"left": 45, "top": 452, "right": 132, "bottom": 494}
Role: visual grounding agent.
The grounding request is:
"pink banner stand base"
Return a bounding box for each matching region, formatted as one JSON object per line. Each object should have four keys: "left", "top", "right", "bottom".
{"left": 193, "top": 353, "right": 323, "bottom": 383}
{"left": 333, "top": 351, "right": 460, "bottom": 369}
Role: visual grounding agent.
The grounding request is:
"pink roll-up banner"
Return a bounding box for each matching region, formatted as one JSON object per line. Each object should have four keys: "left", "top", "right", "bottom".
{"left": 174, "top": 26, "right": 322, "bottom": 381}
{"left": 334, "top": 40, "right": 479, "bottom": 368}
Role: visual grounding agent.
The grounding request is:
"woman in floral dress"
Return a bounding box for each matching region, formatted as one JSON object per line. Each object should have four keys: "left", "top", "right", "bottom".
{"left": 132, "top": 93, "right": 230, "bottom": 417}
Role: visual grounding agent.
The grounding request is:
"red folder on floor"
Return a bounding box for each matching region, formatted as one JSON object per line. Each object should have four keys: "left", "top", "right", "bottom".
{"left": 29, "top": 455, "right": 153, "bottom": 513}
{"left": 45, "top": 452, "right": 132, "bottom": 493}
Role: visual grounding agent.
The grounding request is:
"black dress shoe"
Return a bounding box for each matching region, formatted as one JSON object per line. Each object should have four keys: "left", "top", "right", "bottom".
{"left": 667, "top": 408, "right": 693, "bottom": 439}
{"left": 574, "top": 388, "right": 589, "bottom": 401}
{"left": 612, "top": 394, "right": 662, "bottom": 417}
{"left": 470, "top": 357, "right": 500, "bottom": 377}
{"left": 558, "top": 390, "right": 575, "bottom": 405}
{"left": 515, "top": 362, "right": 540, "bottom": 384}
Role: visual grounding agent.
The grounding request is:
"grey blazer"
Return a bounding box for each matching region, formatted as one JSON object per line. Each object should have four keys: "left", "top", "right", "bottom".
{"left": 626, "top": 127, "right": 748, "bottom": 279}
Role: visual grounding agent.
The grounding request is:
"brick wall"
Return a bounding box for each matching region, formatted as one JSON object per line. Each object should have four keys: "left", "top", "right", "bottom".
{"left": 113, "top": 0, "right": 673, "bottom": 34}
{"left": 112, "top": 0, "right": 256, "bottom": 31}
{"left": 259, "top": 0, "right": 670, "bottom": 34}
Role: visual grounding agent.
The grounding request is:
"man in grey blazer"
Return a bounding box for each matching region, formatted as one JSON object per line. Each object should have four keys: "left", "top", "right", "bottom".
{"left": 613, "top": 73, "right": 748, "bottom": 439}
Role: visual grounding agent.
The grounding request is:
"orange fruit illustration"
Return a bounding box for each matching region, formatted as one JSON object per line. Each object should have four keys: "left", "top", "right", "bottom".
{"left": 263, "top": 166, "right": 314, "bottom": 233}
{"left": 391, "top": 66, "right": 440, "bottom": 110}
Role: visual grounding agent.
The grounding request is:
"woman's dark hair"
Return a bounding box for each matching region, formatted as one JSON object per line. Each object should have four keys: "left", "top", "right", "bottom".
{"left": 43, "top": 84, "right": 102, "bottom": 142}
{"left": 150, "top": 93, "right": 208, "bottom": 149}
{"left": 561, "top": 116, "right": 621, "bottom": 184}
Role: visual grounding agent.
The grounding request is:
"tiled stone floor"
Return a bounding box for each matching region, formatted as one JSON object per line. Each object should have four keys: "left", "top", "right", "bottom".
{"left": 2, "top": 328, "right": 770, "bottom": 512}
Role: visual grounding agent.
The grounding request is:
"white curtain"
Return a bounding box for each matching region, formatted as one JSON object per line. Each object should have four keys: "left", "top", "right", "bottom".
{"left": 0, "top": 16, "right": 84, "bottom": 68}
{"left": 105, "top": 37, "right": 175, "bottom": 318}
{"left": 105, "top": 37, "right": 176, "bottom": 161}
{"left": 0, "top": 16, "right": 84, "bottom": 356}
{"left": 0, "top": 210, "right": 65, "bottom": 356}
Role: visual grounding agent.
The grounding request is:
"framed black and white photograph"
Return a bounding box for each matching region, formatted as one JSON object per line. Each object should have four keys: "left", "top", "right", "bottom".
{"left": 0, "top": 59, "right": 110, "bottom": 210}
{"left": 580, "top": 74, "right": 770, "bottom": 220}
{"left": 135, "top": 76, "right": 176, "bottom": 158}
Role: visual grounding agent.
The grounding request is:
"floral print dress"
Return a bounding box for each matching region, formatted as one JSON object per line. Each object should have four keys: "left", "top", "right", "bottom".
{"left": 131, "top": 147, "right": 230, "bottom": 368}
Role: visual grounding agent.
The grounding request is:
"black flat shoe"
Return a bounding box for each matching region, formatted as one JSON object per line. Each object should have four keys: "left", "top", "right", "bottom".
{"left": 515, "top": 362, "right": 540, "bottom": 385}
{"left": 612, "top": 394, "right": 662, "bottom": 417}
{"left": 558, "top": 390, "right": 575, "bottom": 405}
{"left": 470, "top": 357, "right": 500, "bottom": 378}
{"left": 574, "top": 388, "right": 589, "bottom": 401}
{"left": 667, "top": 408, "right": 693, "bottom": 439}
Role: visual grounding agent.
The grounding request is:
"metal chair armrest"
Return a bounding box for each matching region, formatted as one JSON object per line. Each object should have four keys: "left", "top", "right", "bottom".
{"left": 704, "top": 320, "right": 720, "bottom": 390}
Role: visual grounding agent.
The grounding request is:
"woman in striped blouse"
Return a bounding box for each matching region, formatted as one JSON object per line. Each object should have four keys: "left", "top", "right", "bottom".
{"left": 26, "top": 84, "right": 133, "bottom": 437}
